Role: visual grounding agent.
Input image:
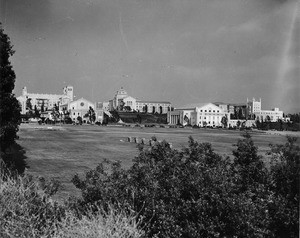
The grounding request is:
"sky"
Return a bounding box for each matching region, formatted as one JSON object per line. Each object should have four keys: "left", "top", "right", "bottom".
{"left": 0, "top": 0, "right": 299, "bottom": 113}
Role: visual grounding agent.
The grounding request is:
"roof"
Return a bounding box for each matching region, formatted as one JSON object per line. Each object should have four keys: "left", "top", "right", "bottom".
{"left": 175, "top": 102, "right": 211, "bottom": 110}
{"left": 214, "top": 102, "right": 247, "bottom": 107}
{"left": 136, "top": 100, "right": 171, "bottom": 104}
{"left": 70, "top": 97, "right": 94, "bottom": 105}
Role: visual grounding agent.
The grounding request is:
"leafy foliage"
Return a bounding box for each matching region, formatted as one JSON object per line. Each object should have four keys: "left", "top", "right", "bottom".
{"left": 0, "top": 25, "right": 21, "bottom": 153}
{"left": 0, "top": 165, "right": 143, "bottom": 238}
{"left": 267, "top": 137, "right": 299, "bottom": 237}
{"left": 72, "top": 134, "right": 299, "bottom": 237}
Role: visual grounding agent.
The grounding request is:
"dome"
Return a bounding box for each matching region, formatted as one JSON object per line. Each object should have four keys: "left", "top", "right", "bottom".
{"left": 116, "top": 87, "right": 127, "bottom": 95}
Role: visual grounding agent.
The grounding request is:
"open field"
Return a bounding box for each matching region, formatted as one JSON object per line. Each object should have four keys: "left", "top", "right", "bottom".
{"left": 18, "top": 123, "right": 300, "bottom": 200}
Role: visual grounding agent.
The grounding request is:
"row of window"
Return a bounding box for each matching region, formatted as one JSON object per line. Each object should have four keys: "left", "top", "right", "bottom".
{"left": 199, "top": 109, "right": 220, "bottom": 113}
{"left": 199, "top": 116, "right": 220, "bottom": 121}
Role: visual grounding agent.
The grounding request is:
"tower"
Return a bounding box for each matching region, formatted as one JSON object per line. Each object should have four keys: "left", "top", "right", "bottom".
{"left": 22, "top": 86, "right": 28, "bottom": 96}
{"left": 63, "top": 85, "right": 74, "bottom": 102}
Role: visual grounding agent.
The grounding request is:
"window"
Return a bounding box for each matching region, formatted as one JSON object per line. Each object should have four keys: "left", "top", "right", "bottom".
{"left": 205, "top": 110, "right": 207, "bottom": 112}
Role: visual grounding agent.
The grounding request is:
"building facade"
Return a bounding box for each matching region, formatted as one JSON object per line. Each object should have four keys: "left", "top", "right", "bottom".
{"left": 69, "top": 98, "right": 103, "bottom": 123}
{"left": 167, "top": 103, "right": 229, "bottom": 127}
{"left": 247, "top": 98, "right": 283, "bottom": 122}
{"left": 17, "top": 85, "right": 74, "bottom": 114}
{"left": 108, "top": 87, "right": 171, "bottom": 114}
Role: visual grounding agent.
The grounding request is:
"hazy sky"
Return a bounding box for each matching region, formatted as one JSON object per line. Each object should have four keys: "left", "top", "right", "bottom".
{"left": 1, "top": 0, "right": 299, "bottom": 112}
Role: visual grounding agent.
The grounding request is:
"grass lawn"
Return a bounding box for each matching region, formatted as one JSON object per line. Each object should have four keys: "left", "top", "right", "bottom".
{"left": 17, "top": 123, "right": 300, "bottom": 201}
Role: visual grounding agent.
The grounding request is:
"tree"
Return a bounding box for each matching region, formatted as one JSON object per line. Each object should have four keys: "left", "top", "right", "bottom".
{"left": 72, "top": 136, "right": 284, "bottom": 238}
{"left": 232, "top": 133, "right": 267, "bottom": 191}
{"left": 87, "top": 106, "right": 96, "bottom": 124}
{"left": 123, "top": 106, "right": 131, "bottom": 112}
{"left": 34, "top": 105, "right": 40, "bottom": 118}
{"left": 221, "top": 116, "right": 228, "bottom": 128}
{"left": 0, "top": 25, "right": 21, "bottom": 153}
{"left": 51, "top": 104, "right": 60, "bottom": 123}
{"left": 152, "top": 106, "right": 155, "bottom": 114}
{"left": 25, "top": 98, "right": 32, "bottom": 111}
{"left": 143, "top": 105, "right": 148, "bottom": 113}
{"left": 236, "top": 120, "right": 241, "bottom": 128}
{"left": 77, "top": 116, "right": 82, "bottom": 125}
{"left": 267, "top": 137, "right": 299, "bottom": 237}
{"left": 41, "top": 100, "right": 45, "bottom": 112}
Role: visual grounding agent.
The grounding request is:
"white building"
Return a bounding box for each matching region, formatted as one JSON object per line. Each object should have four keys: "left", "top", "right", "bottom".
{"left": 17, "top": 86, "right": 74, "bottom": 114}
{"left": 69, "top": 98, "right": 103, "bottom": 123}
{"left": 108, "top": 87, "right": 171, "bottom": 114}
{"left": 247, "top": 98, "right": 284, "bottom": 122}
{"left": 167, "top": 103, "right": 229, "bottom": 127}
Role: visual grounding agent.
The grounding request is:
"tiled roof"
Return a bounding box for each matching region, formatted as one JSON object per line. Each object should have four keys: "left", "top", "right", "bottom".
{"left": 136, "top": 100, "right": 171, "bottom": 104}
{"left": 175, "top": 103, "right": 210, "bottom": 110}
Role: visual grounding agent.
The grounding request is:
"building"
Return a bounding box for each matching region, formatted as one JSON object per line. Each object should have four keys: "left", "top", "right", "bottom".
{"left": 214, "top": 102, "right": 248, "bottom": 120}
{"left": 69, "top": 98, "right": 103, "bottom": 123}
{"left": 17, "top": 86, "right": 74, "bottom": 114}
{"left": 108, "top": 87, "right": 171, "bottom": 114}
{"left": 247, "top": 98, "right": 284, "bottom": 122}
{"left": 96, "top": 102, "right": 110, "bottom": 111}
{"left": 167, "top": 103, "right": 229, "bottom": 127}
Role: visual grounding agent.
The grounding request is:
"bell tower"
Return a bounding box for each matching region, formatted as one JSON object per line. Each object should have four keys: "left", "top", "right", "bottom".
{"left": 63, "top": 85, "right": 74, "bottom": 102}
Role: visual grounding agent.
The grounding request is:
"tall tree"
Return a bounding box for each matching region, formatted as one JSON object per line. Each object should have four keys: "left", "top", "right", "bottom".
{"left": 0, "top": 25, "right": 21, "bottom": 153}
{"left": 221, "top": 116, "right": 228, "bottom": 128}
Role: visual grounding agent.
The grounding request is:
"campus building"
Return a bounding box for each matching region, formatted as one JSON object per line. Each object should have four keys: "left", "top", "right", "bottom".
{"left": 17, "top": 86, "right": 74, "bottom": 114}
{"left": 69, "top": 98, "right": 103, "bottom": 123}
{"left": 214, "top": 102, "right": 248, "bottom": 120}
{"left": 247, "top": 98, "right": 284, "bottom": 122}
{"left": 167, "top": 103, "right": 229, "bottom": 127}
{"left": 108, "top": 87, "right": 171, "bottom": 114}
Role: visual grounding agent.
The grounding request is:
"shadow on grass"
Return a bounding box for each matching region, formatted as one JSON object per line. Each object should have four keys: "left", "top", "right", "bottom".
{"left": 1, "top": 142, "right": 29, "bottom": 174}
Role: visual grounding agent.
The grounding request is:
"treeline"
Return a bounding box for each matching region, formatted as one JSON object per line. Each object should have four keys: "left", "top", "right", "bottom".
{"left": 103, "top": 111, "right": 167, "bottom": 124}
{"left": 256, "top": 120, "right": 300, "bottom": 131}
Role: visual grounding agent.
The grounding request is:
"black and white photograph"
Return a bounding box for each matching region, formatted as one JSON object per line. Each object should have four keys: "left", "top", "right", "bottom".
{"left": 0, "top": 0, "right": 299, "bottom": 237}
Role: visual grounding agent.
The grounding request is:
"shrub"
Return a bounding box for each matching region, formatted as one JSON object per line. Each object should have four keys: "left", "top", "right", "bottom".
{"left": 267, "top": 136, "right": 300, "bottom": 237}
{"left": 0, "top": 166, "right": 144, "bottom": 238}
{"left": 53, "top": 205, "right": 144, "bottom": 238}
{"left": 72, "top": 135, "right": 299, "bottom": 237}
{"left": 0, "top": 172, "right": 64, "bottom": 237}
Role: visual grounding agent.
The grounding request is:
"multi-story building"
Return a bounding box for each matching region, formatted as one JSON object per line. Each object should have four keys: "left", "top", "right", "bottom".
{"left": 96, "top": 102, "right": 109, "bottom": 111}
{"left": 214, "top": 102, "right": 248, "bottom": 119}
{"left": 108, "top": 87, "right": 171, "bottom": 114}
{"left": 167, "top": 103, "right": 229, "bottom": 127}
{"left": 247, "top": 98, "right": 283, "bottom": 122}
{"left": 17, "top": 85, "right": 74, "bottom": 114}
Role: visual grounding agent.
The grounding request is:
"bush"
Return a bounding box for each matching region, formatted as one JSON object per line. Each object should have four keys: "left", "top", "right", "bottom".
{"left": 72, "top": 134, "right": 300, "bottom": 237}
{"left": 0, "top": 166, "right": 143, "bottom": 238}
{"left": 0, "top": 172, "right": 64, "bottom": 237}
{"left": 53, "top": 205, "right": 144, "bottom": 238}
{"left": 267, "top": 136, "right": 299, "bottom": 237}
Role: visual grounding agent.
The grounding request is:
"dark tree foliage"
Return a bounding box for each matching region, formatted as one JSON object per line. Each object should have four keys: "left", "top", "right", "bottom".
{"left": 267, "top": 137, "right": 299, "bottom": 238}
{"left": 232, "top": 133, "right": 267, "bottom": 191}
{"left": 0, "top": 25, "right": 21, "bottom": 153}
{"left": 71, "top": 134, "right": 299, "bottom": 237}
